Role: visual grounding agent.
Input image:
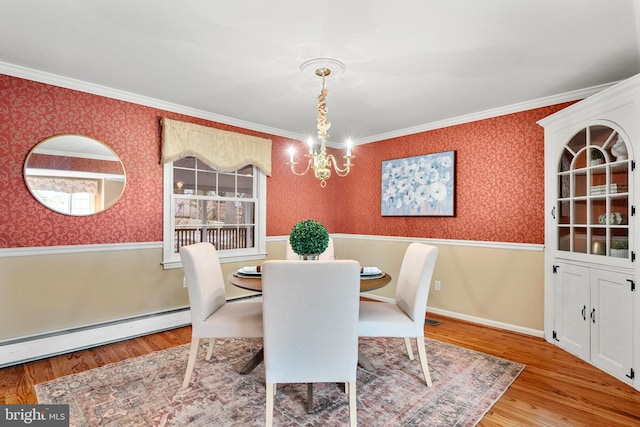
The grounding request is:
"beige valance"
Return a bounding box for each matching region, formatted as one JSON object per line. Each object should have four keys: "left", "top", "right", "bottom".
{"left": 161, "top": 118, "right": 272, "bottom": 176}
{"left": 26, "top": 176, "right": 99, "bottom": 195}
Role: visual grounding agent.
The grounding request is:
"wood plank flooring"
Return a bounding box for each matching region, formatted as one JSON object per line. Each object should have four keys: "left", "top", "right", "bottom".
{"left": 2, "top": 313, "right": 640, "bottom": 426}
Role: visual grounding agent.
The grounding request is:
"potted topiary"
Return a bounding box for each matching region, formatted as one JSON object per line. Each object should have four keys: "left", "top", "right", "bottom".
{"left": 590, "top": 148, "right": 605, "bottom": 165}
{"left": 289, "top": 219, "right": 329, "bottom": 260}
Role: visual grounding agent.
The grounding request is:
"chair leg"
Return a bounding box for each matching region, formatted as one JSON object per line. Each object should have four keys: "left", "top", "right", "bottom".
{"left": 416, "top": 336, "right": 433, "bottom": 386}
{"left": 266, "top": 382, "right": 276, "bottom": 427}
{"left": 205, "top": 338, "right": 216, "bottom": 360}
{"left": 182, "top": 338, "right": 200, "bottom": 388}
{"left": 347, "top": 380, "right": 357, "bottom": 427}
{"left": 404, "top": 337, "right": 415, "bottom": 360}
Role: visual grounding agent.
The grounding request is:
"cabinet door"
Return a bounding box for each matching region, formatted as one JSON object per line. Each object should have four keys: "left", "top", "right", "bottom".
{"left": 590, "top": 269, "right": 634, "bottom": 382}
{"left": 554, "top": 262, "right": 590, "bottom": 360}
{"left": 553, "top": 126, "right": 631, "bottom": 264}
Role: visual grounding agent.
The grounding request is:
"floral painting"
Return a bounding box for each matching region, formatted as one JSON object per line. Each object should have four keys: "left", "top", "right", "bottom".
{"left": 381, "top": 151, "right": 456, "bottom": 216}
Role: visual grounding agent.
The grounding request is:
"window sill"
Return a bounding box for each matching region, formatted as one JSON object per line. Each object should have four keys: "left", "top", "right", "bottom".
{"left": 162, "top": 252, "right": 267, "bottom": 270}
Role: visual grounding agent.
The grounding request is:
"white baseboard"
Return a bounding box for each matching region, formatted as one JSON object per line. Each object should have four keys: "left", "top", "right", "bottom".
{"left": 1, "top": 295, "right": 544, "bottom": 368}
{"left": 361, "top": 293, "right": 544, "bottom": 338}
{"left": 425, "top": 307, "right": 544, "bottom": 338}
{"left": 0, "top": 309, "right": 192, "bottom": 368}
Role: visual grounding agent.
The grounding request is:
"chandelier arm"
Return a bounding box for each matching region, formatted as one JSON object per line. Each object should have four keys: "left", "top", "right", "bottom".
{"left": 288, "top": 157, "right": 313, "bottom": 176}
{"left": 326, "top": 154, "right": 354, "bottom": 176}
{"left": 334, "top": 165, "right": 353, "bottom": 177}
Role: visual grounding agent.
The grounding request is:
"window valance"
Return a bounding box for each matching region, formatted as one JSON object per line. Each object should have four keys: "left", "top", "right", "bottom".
{"left": 161, "top": 118, "right": 272, "bottom": 176}
{"left": 26, "top": 177, "right": 99, "bottom": 195}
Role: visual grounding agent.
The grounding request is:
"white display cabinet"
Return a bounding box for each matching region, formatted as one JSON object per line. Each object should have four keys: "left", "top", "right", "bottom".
{"left": 539, "top": 73, "right": 640, "bottom": 388}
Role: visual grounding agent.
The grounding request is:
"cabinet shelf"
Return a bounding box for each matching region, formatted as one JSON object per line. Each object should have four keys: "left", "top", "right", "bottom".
{"left": 553, "top": 125, "right": 631, "bottom": 262}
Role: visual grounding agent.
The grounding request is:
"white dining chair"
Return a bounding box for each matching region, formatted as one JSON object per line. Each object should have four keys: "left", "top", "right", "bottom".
{"left": 286, "top": 237, "right": 335, "bottom": 260}
{"left": 179, "top": 242, "right": 263, "bottom": 388}
{"left": 358, "top": 242, "right": 439, "bottom": 386}
{"left": 261, "top": 260, "right": 360, "bottom": 427}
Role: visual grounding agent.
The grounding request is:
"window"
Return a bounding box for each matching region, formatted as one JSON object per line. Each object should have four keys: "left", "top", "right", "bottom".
{"left": 162, "top": 156, "right": 266, "bottom": 268}
{"left": 33, "top": 189, "right": 95, "bottom": 215}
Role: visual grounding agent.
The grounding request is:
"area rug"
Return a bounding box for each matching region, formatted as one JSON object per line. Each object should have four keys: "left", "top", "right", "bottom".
{"left": 36, "top": 337, "right": 524, "bottom": 426}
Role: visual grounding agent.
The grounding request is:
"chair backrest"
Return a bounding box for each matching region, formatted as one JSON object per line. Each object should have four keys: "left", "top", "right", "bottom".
{"left": 394, "top": 243, "right": 439, "bottom": 329}
{"left": 261, "top": 260, "right": 360, "bottom": 384}
{"left": 180, "top": 242, "right": 227, "bottom": 334}
{"left": 285, "top": 237, "right": 335, "bottom": 260}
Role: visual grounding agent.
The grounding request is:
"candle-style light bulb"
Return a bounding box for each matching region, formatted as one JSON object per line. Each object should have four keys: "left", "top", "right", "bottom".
{"left": 307, "top": 136, "right": 314, "bottom": 154}
{"left": 288, "top": 146, "right": 295, "bottom": 163}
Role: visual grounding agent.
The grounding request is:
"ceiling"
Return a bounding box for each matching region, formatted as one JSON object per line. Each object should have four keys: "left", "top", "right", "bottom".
{"left": 2, "top": 0, "right": 640, "bottom": 147}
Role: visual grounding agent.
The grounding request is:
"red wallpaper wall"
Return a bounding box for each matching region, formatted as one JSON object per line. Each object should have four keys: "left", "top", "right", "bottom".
{"left": 337, "top": 105, "right": 573, "bottom": 244}
{"left": 0, "top": 73, "right": 571, "bottom": 247}
{"left": 0, "top": 74, "right": 334, "bottom": 247}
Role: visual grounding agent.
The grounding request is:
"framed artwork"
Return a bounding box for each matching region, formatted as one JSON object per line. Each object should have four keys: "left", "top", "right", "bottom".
{"left": 381, "top": 150, "right": 456, "bottom": 217}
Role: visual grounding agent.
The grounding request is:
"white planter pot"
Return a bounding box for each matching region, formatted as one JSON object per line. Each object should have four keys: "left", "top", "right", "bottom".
{"left": 611, "top": 249, "right": 629, "bottom": 258}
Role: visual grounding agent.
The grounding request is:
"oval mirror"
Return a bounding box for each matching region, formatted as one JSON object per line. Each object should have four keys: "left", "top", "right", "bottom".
{"left": 24, "top": 134, "right": 126, "bottom": 216}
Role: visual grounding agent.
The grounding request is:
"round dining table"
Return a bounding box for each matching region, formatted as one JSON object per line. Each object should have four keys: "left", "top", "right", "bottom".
{"left": 227, "top": 271, "right": 391, "bottom": 293}
{"left": 226, "top": 270, "right": 392, "bottom": 375}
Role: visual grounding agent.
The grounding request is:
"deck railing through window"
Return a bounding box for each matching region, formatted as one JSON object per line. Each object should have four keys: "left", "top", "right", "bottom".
{"left": 175, "top": 225, "right": 253, "bottom": 252}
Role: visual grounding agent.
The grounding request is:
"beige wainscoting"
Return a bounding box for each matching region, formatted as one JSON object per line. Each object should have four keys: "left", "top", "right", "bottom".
{"left": 266, "top": 236, "right": 545, "bottom": 336}
{"left": 0, "top": 244, "right": 188, "bottom": 342}
{"left": 0, "top": 236, "right": 543, "bottom": 365}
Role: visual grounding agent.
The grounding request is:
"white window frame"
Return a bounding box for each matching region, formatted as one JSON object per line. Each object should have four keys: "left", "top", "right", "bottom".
{"left": 162, "top": 160, "right": 267, "bottom": 269}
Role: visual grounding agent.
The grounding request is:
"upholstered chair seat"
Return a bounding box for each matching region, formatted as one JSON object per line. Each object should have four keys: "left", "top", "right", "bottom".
{"left": 359, "top": 242, "right": 439, "bottom": 386}
{"left": 180, "top": 242, "right": 263, "bottom": 388}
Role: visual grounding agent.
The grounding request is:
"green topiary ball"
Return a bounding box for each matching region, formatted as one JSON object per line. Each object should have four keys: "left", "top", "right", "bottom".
{"left": 289, "top": 219, "right": 329, "bottom": 256}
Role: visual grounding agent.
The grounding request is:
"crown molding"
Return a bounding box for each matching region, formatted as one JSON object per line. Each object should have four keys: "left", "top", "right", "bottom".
{"left": 354, "top": 82, "right": 617, "bottom": 145}
{"left": 0, "top": 61, "right": 304, "bottom": 141}
{"left": 1, "top": 61, "right": 617, "bottom": 148}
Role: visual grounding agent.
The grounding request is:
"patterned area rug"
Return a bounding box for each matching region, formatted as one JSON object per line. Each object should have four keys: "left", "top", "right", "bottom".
{"left": 36, "top": 337, "right": 524, "bottom": 426}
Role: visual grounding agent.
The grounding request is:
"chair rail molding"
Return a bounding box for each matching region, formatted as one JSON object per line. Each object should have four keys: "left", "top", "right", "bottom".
{"left": 0, "top": 242, "right": 163, "bottom": 258}
{"left": 269, "top": 234, "right": 544, "bottom": 252}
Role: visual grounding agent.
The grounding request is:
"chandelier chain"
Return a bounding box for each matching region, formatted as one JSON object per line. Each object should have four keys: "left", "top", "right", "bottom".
{"left": 317, "top": 76, "right": 331, "bottom": 143}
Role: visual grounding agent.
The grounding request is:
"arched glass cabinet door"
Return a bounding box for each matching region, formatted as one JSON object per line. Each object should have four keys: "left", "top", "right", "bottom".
{"left": 556, "top": 124, "right": 630, "bottom": 259}
{"left": 24, "top": 134, "right": 126, "bottom": 216}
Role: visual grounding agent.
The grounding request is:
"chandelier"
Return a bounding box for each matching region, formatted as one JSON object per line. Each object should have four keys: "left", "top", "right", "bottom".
{"left": 288, "top": 59, "right": 354, "bottom": 187}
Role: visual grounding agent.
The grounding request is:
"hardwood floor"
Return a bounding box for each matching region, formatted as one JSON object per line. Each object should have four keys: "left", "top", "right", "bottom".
{"left": 2, "top": 314, "right": 640, "bottom": 426}
{"left": 426, "top": 314, "right": 640, "bottom": 427}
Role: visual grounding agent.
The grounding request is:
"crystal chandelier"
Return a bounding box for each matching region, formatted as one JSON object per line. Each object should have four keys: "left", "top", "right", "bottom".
{"left": 288, "top": 59, "right": 354, "bottom": 187}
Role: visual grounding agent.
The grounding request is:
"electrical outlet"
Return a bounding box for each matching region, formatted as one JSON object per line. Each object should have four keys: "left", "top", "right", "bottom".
{"left": 434, "top": 280, "right": 441, "bottom": 291}
{"left": 183, "top": 276, "right": 188, "bottom": 288}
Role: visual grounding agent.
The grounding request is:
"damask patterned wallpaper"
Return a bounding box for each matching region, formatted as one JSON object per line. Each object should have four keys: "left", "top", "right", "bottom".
{"left": 0, "top": 74, "right": 319, "bottom": 248}
{"left": 0, "top": 73, "right": 572, "bottom": 248}
{"left": 334, "top": 104, "right": 573, "bottom": 244}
